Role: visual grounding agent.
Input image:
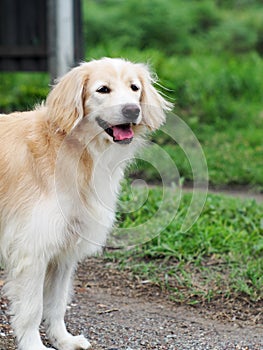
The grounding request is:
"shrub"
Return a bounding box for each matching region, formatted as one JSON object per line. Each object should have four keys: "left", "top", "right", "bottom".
{"left": 84, "top": 0, "right": 220, "bottom": 56}
{"left": 208, "top": 19, "right": 258, "bottom": 54}
{"left": 161, "top": 53, "right": 263, "bottom": 126}
{"left": 84, "top": 0, "right": 263, "bottom": 56}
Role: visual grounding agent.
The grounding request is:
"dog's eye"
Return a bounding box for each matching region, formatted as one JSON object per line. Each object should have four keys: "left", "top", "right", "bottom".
{"left": 96, "top": 86, "right": 111, "bottom": 94}
{"left": 131, "top": 84, "right": 140, "bottom": 92}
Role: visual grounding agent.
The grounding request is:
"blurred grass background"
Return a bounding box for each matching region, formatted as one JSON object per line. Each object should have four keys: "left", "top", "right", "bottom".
{"left": 1, "top": 0, "right": 263, "bottom": 189}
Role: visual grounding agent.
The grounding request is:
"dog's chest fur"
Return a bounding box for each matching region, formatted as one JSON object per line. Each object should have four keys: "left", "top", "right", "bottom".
{"left": 61, "top": 143, "right": 132, "bottom": 258}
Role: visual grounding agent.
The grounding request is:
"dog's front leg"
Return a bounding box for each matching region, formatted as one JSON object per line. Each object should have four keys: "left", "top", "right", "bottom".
{"left": 43, "top": 257, "right": 91, "bottom": 350}
{"left": 4, "top": 259, "right": 54, "bottom": 350}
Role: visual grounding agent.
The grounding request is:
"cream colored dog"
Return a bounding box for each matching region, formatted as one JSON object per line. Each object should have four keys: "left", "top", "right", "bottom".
{"left": 0, "top": 58, "right": 171, "bottom": 350}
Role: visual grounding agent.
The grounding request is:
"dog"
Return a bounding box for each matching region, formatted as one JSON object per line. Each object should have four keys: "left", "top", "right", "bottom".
{"left": 0, "top": 57, "right": 171, "bottom": 350}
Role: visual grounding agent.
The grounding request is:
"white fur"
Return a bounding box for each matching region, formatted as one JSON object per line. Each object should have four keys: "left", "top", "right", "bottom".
{"left": 0, "top": 58, "right": 171, "bottom": 350}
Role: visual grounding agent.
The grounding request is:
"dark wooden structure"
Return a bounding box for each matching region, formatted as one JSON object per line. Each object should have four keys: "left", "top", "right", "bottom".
{"left": 0, "top": 0, "right": 83, "bottom": 77}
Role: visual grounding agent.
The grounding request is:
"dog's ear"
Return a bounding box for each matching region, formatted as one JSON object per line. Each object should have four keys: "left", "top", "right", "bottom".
{"left": 137, "top": 64, "right": 172, "bottom": 130}
{"left": 46, "top": 64, "right": 90, "bottom": 133}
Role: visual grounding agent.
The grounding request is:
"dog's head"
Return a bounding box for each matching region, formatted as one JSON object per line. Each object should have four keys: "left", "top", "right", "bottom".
{"left": 46, "top": 58, "right": 172, "bottom": 144}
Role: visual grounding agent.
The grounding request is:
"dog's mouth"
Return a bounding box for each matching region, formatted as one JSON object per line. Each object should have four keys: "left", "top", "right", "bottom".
{"left": 96, "top": 117, "right": 134, "bottom": 144}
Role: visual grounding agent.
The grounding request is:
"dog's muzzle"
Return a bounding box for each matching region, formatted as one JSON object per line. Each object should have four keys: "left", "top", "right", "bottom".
{"left": 96, "top": 104, "right": 140, "bottom": 144}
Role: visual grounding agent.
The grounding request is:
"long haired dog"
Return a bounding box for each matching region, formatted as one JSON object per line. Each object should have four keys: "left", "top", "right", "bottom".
{"left": 0, "top": 58, "right": 171, "bottom": 350}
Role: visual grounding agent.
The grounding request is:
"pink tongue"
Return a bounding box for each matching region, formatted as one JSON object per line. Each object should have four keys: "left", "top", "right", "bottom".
{"left": 112, "top": 126, "right": 134, "bottom": 141}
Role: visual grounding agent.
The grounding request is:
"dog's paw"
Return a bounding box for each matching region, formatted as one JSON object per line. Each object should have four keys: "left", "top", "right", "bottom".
{"left": 70, "top": 335, "right": 91, "bottom": 350}
{"left": 55, "top": 334, "right": 91, "bottom": 350}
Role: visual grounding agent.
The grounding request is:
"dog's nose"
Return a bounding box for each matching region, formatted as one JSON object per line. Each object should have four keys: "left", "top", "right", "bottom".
{"left": 122, "top": 104, "right": 140, "bottom": 122}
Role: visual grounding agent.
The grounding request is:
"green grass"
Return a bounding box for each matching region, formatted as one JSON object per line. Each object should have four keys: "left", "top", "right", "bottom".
{"left": 0, "top": 72, "right": 49, "bottom": 113}
{"left": 105, "top": 183, "right": 263, "bottom": 303}
{"left": 146, "top": 123, "right": 263, "bottom": 190}
{"left": 201, "top": 127, "right": 263, "bottom": 189}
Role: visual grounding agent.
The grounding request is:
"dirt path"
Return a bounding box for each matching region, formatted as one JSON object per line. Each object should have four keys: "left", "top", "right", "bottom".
{"left": 1, "top": 258, "right": 262, "bottom": 350}
{"left": 207, "top": 187, "right": 263, "bottom": 203}
{"left": 182, "top": 186, "right": 263, "bottom": 203}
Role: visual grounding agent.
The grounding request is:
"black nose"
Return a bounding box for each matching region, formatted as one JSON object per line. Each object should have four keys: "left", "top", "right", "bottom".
{"left": 122, "top": 104, "right": 140, "bottom": 122}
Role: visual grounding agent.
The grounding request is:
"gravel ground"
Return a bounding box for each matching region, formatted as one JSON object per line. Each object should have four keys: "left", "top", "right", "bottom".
{"left": 1, "top": 258, "right": 262, "bottom": 350}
